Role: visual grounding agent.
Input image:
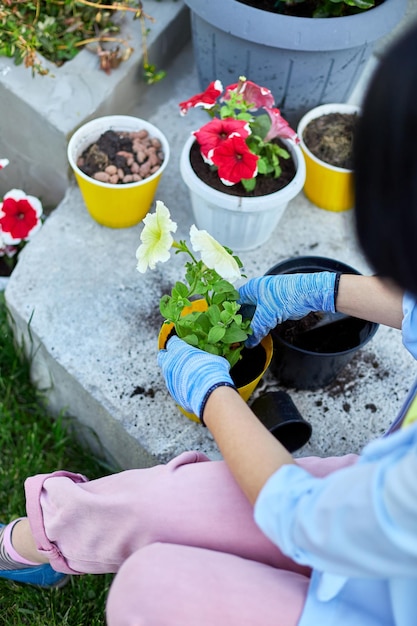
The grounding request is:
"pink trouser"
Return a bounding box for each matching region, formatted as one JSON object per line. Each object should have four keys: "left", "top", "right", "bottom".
{"left": 24, "top": 451, "right": 357, "bottom": 626}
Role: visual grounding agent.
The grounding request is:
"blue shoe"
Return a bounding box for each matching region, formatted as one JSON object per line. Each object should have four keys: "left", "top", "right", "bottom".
{"left": 0, "top": 524, "right": 69, "bottom": 589}
{"left": 0, "top": 563, "right": 69, "bottom": 588}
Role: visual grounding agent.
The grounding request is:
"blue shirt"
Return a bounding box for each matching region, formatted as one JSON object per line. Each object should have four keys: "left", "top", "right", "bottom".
{"left": 254, "top": 293, "right": 417, "bottom": 626}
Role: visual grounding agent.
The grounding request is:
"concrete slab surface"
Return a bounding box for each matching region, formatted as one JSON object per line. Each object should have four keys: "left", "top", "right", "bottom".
{"left": 5, "top": 1, "right": 417, "bottom": 469}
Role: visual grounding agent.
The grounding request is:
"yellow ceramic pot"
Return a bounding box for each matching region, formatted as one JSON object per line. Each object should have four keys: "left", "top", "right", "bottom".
{"left": 297, "top": 103, "right": 360, "bottom": 212}
{"left": 158, "top": 299, "right": 273, "bottom": 423}
{"left": 67, "top": 115, "right": 170, "bottom": 228}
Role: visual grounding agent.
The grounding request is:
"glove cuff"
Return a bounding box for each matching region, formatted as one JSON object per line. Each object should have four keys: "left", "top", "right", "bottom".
{"left": 333, "top": 272, "right": 342, "bottom": 311}
{"left": 199, "top": 382, "right": 238, "bottom": 426}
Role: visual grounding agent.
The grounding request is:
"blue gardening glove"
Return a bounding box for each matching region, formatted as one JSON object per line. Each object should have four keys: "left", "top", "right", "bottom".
{"left": 239, "top": 272, "right": 338, "bottom": 348}
{"left": 157, "top": 336, "right": 236, "bottom": 423}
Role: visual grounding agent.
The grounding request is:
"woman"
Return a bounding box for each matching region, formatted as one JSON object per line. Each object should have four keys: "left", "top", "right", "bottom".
{"left": 1, "top": 23, "right": 417, "bottom": 626}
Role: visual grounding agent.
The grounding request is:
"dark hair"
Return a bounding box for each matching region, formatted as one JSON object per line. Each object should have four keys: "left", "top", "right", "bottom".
{"left": 354, "top": 23, "right": 417, "bottom": 297}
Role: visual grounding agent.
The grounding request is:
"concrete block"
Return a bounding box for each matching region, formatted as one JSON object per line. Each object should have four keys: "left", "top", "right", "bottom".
{"left": 5, "top": 22, "right": 417, "bottom": 470}
{"left": 0, "top": 0, "right": 190, "bottom": 210}
{"left": 6, "top": 179, "right": 416, "bottom": 469}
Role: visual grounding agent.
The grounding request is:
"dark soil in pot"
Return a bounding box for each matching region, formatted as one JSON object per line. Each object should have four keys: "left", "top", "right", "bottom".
{"left": 231, "top": 343, "right": 266, "bottom": 387}
{"left": 266, "top": 256, "right": 379, "bottom": 389}
{"left": 235, "top": 0, "right": 383, "bottom": 18}
{"left": 189, "top": 140, "right": 296, "bottom": 198}
{"left": 276, "top": 312, "right": 375, "bottom": 354}
{"left": 303, "top": 113, "right": 358, "bottom": 169}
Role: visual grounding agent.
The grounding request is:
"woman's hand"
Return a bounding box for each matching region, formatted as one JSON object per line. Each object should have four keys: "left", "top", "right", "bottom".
{"left": 158, "top": 337, "right": 294, "bottom": 504}
{"left": 239, "top": 272, "right": 337, "bottom": 347}
{"left": 157, "top": 336, "right": 236, "bottom": 422}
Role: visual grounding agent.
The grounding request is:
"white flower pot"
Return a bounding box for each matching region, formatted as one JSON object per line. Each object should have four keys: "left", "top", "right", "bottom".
{"left": 180, "top": 135, "right": 306, "bottom": 252}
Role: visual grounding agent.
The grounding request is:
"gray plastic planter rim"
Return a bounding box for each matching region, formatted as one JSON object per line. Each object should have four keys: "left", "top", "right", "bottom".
{"left": 184, "top": 0, "right": 407, "bottom": 51}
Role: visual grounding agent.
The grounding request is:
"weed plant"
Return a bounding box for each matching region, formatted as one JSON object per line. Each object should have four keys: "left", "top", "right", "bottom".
{"left": 0, "top": 0, "right": 166, "bottom": 82}
{"left": 0, "top": 293, "right": 117, "bottom": 625}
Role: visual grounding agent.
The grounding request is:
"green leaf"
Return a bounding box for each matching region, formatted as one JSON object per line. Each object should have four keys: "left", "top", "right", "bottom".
{"left": 222, "top": 300, "right": 240, "bottom": 314}
{"left": 223, "top": 324, "right": 250, "bottom": 343}
{"left": 172, "top": 282, "right": 189, "bottom": 298}
{"left": 212, "top": 279, "right": 238, "bottom": 295}
{"left": 208, "top": 326, "right": 226, "bottom": 344}
{"left": 179, "top": 310, "right": 203, "bottom": 328}
{"left": 159, "top": 295, "right": 178, "bottom": 321}
{"left": 182, "top": 333, "right": 199, "bottom": 347}
{"left": 250, "top": 114, "right": 271, "bottom": 141}
{"left": 227, "top": 348, "right": 243, "bottom": 369}
{"left": 220, "top": 309, "right": 233, "bottom": 324}
{"left": 257, "top": 157, "right": 270, "bottom": 175}
{"left": 206, "top": 305, "right": 221, "bottom": 325}
{"left": 241, "top": 177, "right": 256, "bottom": 192}
{"left": 195, "top": 312, "right": 212, "bottom": 334}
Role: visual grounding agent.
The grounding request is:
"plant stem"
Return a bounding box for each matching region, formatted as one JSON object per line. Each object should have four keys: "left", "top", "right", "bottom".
{"left": 73, "top": 35, "right": 130, "bottom": 48}
{"left": 76, "top": 0, "right": 149, "bottom": 16}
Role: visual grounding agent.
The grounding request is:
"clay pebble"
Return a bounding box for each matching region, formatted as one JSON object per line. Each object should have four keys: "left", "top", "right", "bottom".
{"left": 77, "top": 129, "right": 164, "bottom": 184}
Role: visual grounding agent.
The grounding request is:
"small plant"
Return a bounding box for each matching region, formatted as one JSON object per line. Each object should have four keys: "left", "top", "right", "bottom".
{"left": 136, "top": 201, "right": 252, "bottom": 368}
{"left": 0, "top": 0, "right": 166, "bottom": 83}
{"left": 0, "top": 159, "right": 43, "bottom": 273}
{"left": 179, "top": 76, "right": 299, "bottom": 192}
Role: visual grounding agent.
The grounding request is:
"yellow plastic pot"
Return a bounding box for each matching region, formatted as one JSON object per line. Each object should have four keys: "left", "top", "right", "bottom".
{"left": 67, "top": 115, "right": 170, "bottom": 228}
{"left": 297, "top": 104, "right": 360, "bottom": 212}
{"left": 158, "top": 299, "right": 273, "bottom": 423}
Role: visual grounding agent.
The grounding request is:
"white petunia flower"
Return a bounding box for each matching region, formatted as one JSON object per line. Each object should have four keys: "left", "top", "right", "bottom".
{"left": 0, "top": 159, "right": 9, "bottom": 171}
{"left": 189, "top": 224, "right": 241, "bottom": 284}
{"left": 136, "top": 201, "right": 177, "bottom": 273}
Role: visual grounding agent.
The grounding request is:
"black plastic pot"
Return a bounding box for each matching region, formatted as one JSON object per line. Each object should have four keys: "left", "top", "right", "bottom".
{"left": 266, "top": 256, "right": 379, "bottom": 390}
{"left": 251, "top": 391, "right": 312, "bottom": 452}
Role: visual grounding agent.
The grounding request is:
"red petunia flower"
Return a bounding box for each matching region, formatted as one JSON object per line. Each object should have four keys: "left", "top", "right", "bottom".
{"left": 179, "top": 76, "right": 298, "bottom": 191}
{"left": 0, "top": 189, "right": 43, "bottom": 245}
{"left": 264, "top": 108, "right": 299, "bottom": 143}
{"left": 223, "top": 78, "right": 275, "bottom": 111}
{"left": 179, "top": 80, "right": 223, "bottom": 115}
{"left": 193, "top": 118, "right": 251, "bottom": 160}
{"left": 209, "top": 135, "right": 259, "bottom": 185}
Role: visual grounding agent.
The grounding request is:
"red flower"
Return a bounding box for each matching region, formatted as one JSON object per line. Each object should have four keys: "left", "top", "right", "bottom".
{"left": 193, "top": 118, "right": 251, "bottom": 160}
{"left": 223, "top": 78, "right": 275, "bottom": 111}
{"left": 0, "top": 189, "right": 43, "bottom": 244}
{"left": 210, "top": 135, "right": 259, "bottom": 185}
{"left": 179, "top": 76, "right": 298, "bottom": 191}
{"left": 179, "top": 80, "right": 223, "bottom": 115}
{"left": 264, "top": 108, "right": 299, "bottom": 143}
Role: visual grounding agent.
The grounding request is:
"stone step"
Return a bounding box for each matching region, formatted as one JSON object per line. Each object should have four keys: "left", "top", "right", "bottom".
{"left": 0, "top": 0, "right": 190, "bottom": 210}
{"left": 5, "top": 6, "right": 417, "bottom": 470}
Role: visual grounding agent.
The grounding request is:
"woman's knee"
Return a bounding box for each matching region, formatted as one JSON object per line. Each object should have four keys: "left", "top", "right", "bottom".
{"left": 106, "top": 542, "right": 309, "bottom": 626}
{"left": 106, "top": 543, "right": 182, "bottom": 626}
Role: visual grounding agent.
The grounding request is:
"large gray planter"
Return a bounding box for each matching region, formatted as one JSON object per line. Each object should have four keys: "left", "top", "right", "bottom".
{"left": 184, "top": 0, "right": 407, "bottom": 124}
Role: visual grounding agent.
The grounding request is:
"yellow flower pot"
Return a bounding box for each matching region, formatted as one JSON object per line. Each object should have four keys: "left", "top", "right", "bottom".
{"left": 297, "top": 104, "right": 360, "bottom": 212}
{"left": 67, "top": 116, "right": 170, "bottom": 228}
{"left": 158, "top": 299, "right": 273, "bottom": 423}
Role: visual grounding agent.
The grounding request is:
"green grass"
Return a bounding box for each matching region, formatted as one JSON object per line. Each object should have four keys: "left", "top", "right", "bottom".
{"left": 0, "top": 293, "right": 116, "bottom": 625}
